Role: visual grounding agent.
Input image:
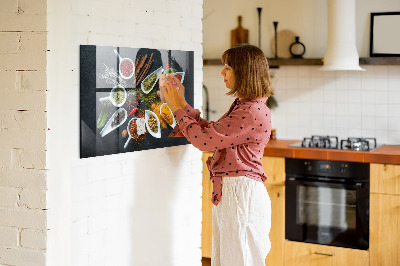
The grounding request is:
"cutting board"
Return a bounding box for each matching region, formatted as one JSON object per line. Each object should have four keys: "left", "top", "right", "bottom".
{"left": 231, "top": 16, "right": 249, "bottom": 48}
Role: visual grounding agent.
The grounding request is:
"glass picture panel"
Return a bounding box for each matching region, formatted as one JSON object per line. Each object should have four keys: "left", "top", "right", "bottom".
{"left": 80, "top": 45, "right": 194, "bottom": 158}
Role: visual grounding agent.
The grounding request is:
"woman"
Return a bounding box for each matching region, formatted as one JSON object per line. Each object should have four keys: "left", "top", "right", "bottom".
{"left": 161, "top": 44, "right": 273, "bottom": 266}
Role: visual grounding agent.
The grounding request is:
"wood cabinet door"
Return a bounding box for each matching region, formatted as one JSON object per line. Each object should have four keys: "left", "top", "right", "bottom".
{"left": 262, "top": 156, "right": 285, "bottom": 186}
{"left": 370, "top": 193, "right": 400, "bottom": 266}
{"left": 370, "top": 163, "right": 400, "bottom": 195}
{"left": 265, "top": 184, "right": 285, "bottom": 266}
{"left": 201, "top": 152, "right": 213, "bottom": 258}
{"left": 284, "top": 241, "right": 369, "bottom": 266}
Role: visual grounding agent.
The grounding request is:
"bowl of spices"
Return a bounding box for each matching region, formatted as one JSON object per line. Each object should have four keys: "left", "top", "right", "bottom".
{"left": 124, "top": 117, "right": 147, "bottom": 149}
{"left": 160, "top": 103, "right": 176, "bottom": 128}
{"left": 99, "top": 85, "right": 127, "bottom": 107}
{"left": 141, "top": 66, "right": 164, "bottom": 94}
{"left": 145, "top": 110, "right": 161, "bottom": 138}
{"left": 119, "top": 58, "right": 134, "bottom": 80}
{"left": 100, "top": 108, "right": 128, "bottom": 137}
{"left": 114, "top": 49, "right": 135, "bottom": 80}
{"left": 173, "top": 72, "right": 185, "bottom": 83}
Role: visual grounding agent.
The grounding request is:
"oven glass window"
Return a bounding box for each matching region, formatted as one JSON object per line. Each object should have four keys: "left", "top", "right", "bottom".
{"left": 297, "top": 186, "right": 356, "bottom": 230}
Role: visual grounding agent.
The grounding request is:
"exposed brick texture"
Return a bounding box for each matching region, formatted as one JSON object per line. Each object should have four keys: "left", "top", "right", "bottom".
{"left": 0, "top": 0, "right": 47, "bottom": 264}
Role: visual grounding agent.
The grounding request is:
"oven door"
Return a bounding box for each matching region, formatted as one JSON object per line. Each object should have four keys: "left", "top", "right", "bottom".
{"left": 285, "top": 177, "right": 369, "bottom": 250}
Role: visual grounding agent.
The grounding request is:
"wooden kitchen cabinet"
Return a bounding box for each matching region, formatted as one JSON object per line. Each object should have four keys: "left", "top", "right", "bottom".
{"left": 370, "top": 193, "right": 400, "bottom": 266}
{"left": 261, "top": 156, "right": 285, "bottom": 186}
{"left": 370, "top": 163, "right": 400, "bottom": 266}
{"left": 370, "top": 163, "right": 400, "bottom": 195}
{"left": 262, "top": 156, "right": 285, "bottom": 266}
{"left": 264, "top": 184, "right": 285, "bottom": 266}
{"left": 202, "top": 152, "right": 213, "bottom": 258}
{"left": 284, "top": 241, "right": 369, "bottom": 266}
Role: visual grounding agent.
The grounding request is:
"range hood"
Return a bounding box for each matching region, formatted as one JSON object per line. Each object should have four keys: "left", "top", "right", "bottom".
{"left": 320, "top": 0, "right": 365, "bottom": 71}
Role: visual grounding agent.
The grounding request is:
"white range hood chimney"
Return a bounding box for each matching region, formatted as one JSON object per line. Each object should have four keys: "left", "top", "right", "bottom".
{"left": 320, "top": 0, "right": 365, "bottom": 71}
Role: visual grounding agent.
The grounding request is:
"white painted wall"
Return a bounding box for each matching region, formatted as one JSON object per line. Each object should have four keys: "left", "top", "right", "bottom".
{"left": 203, "top": 0, "right": 400, "bottom": 144}
{"left": 203, "top": 0, "right": 400, "bottom": 58}
{"left": 203, "top": 0, "right": 327, "bottom": 59}
{"left": 204, "top": 65, "right": 400, "bottom": 144}
{"left": 271, "top": 65, "right": 400, "bottom": 144}
{"left": 47, "top": 0, "right": 203, "bottom": 266}
{"left": 0, "top": 0, "right": 48, "bottom": 265}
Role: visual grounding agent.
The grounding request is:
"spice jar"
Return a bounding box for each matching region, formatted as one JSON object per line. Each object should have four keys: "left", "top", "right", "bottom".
{"left": 270, "top": 129, "right": 277, "bottom": 140}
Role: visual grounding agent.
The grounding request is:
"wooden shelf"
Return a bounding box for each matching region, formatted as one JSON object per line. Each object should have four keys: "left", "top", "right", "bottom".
{"left": 268, "top": 58, "right": 322, "bottom": 67}
{"left": 359, "top": 57, "right": 400, "bottom": 65}
{"left": 203, "top": 58, "right": 323, "bottom": 67}
{"left": 203, "top": 57, "right": 400, "bottom": 67}
{"left": 202, "top": 59, "right": 222, "bottom": 66}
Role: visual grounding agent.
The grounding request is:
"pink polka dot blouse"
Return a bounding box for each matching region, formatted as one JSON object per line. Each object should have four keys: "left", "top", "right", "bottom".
{"left": 169, "top": 97, "right": 272, "bottom": 206}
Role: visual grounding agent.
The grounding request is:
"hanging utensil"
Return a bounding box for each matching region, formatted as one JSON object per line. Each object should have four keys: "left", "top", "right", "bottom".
{"left": 257, "top": 8, "right": 262, "bottom": 48}
{"left": 273, "top": 21, "right": 279, "bottom": 58}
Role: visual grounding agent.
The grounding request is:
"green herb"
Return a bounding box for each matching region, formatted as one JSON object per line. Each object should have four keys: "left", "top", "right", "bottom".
{"left": 135, "top": 86, "right": 157, "bottom": 111}
{"left": 143, "top": 73, "right": 157, "bottom": 92}
{"left": 97, "top": 106, "right": 108, "bottom": 129}
{"left": 112, "top": 87, "right": 125, "bottom": 104}
{"left": 163, "top": 68, "right": 177, "bottom": 74}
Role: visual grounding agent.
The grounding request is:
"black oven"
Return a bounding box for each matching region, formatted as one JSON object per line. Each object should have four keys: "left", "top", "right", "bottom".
{"left": 285, "top": 158, "right": 369, "bottom": 250}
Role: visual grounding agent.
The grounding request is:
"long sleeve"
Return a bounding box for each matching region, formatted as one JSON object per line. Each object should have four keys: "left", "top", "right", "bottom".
{"left": 171, "top": 104, "right": 257, "bottom": 152}
{"left": 168, "top": 97, "right": 271, "bottom": 206}
{"left": 169, "top": 104, "right": 211, "bottom": 137}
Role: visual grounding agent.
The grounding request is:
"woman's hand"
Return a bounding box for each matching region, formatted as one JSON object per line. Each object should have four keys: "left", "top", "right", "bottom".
{"left": 160, "top": 76, "right": 187, "bottom": 113}
{"left": 175, "top": 76, "right": 187, "bottom": 107}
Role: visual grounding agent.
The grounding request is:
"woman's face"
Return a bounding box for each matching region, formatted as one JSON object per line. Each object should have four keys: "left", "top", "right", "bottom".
{"left": 220, "top": 64, "right": 235, "bottom": 89}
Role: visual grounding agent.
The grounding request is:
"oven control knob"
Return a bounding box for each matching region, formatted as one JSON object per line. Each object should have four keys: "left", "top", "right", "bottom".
{"left": 304, "top": 162, "right": 312, "bottom": 171}
{"left": 340, "top": 164, "right": 347, "bottom": 174}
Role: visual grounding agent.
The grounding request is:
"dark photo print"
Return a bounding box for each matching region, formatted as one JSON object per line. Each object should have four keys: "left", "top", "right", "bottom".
{"left": 80, "top": 45, "right": 194, "bottom": 158}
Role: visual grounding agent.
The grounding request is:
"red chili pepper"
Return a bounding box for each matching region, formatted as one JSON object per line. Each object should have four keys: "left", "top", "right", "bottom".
{"left": 128, "top": 107, "right": 137, "bottom": 117}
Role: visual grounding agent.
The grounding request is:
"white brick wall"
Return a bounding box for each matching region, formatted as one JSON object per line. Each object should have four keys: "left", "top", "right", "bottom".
{"left": 47, "top": 1, "right": 203, "bottom": 266}
{"left": 21, "top": 229, "right": 47, "bottom": 250}
{"left": 0, "top": 187, "right": 19, "bottom": 208}
{"left": 0, "top": 227, "right": 19, "bottom": 247}
{"left": 0, "top": 0, "right": 48, "bottom": 265}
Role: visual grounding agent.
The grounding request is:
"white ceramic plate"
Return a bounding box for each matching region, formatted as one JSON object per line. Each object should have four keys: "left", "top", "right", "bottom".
{"left": 99, "top": 85, "right": 127, "bottom": 108}
{"left": 173, "top": 72, "right": 185, "bottom": 84}
{"left": 160, "top": 103, "right": 177, "bottom": 128}
{"left": 100, "top": 108, "right": 127, "bottom": 137}
{"left": 140, "top": 66, "right": 164, "bottom": 94}
{"left": 124, "top": 117, "right": 146, "bottom": 149}
{"left": 119, "top": 58, "right": 135, "bottom": 80}
{"left": 144, "top": 110, "right": 161, "bottom": 138}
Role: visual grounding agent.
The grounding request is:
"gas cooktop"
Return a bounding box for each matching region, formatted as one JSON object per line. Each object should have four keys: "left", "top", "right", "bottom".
{"left": 289, "top": 135, "right": 383, "bottom": 151}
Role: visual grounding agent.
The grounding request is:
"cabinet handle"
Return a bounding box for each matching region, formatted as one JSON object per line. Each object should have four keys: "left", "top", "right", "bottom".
{"left": 314, "top": 252, "right": 335, "bottom": 257}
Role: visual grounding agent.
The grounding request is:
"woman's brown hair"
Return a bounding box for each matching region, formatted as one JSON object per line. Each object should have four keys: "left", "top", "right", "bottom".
{"left": 221, "top": 44, "right": 273, "bottom": 99}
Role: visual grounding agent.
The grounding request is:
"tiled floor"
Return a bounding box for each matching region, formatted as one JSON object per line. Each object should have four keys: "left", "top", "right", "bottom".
{"left": 202, "top": 257, "right": 211, "bottom": 266}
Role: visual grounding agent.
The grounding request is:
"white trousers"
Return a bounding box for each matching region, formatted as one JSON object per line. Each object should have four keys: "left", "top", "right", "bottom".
{"left": 212, "top": 176, "right": 271, "bottom": 266}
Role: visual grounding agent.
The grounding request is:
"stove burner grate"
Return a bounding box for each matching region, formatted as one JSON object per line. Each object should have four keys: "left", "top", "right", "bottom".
{"left": 298, "top": 136, "right": 378, "bottom": 151}
{"left": 340, "top": 137, "right": 377, "bottom": 151}
{"left": 301, "top": 135, "right": 339, "bottom": 149}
